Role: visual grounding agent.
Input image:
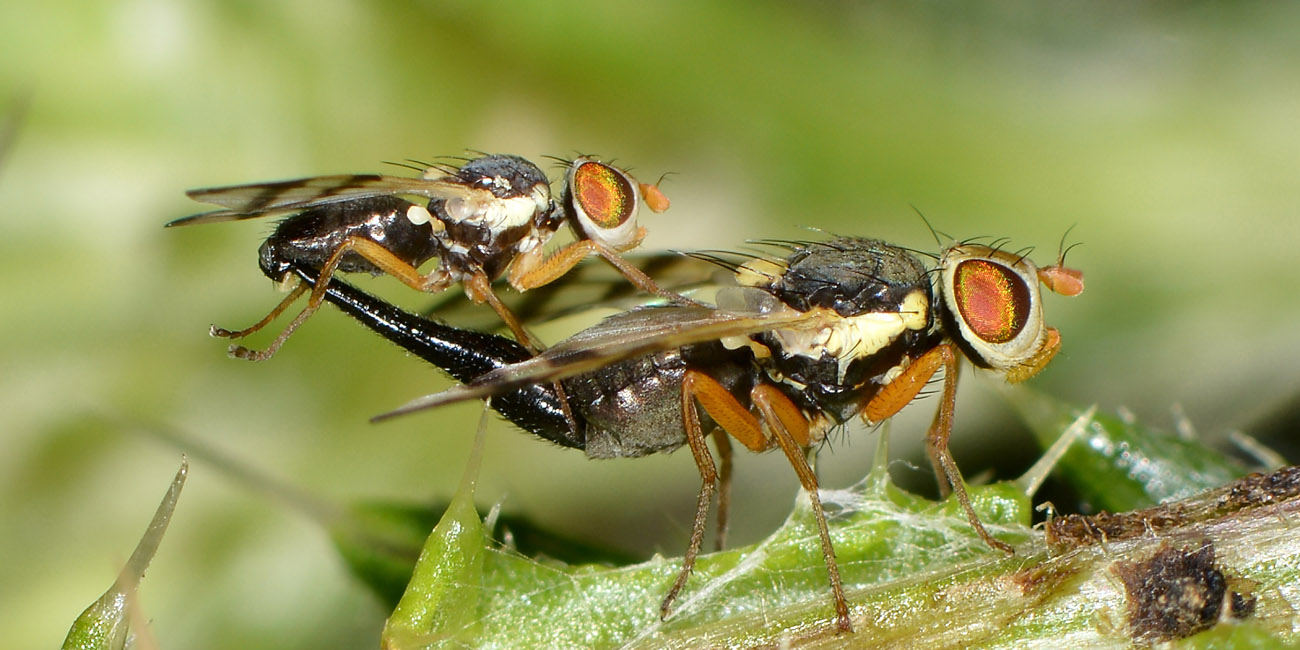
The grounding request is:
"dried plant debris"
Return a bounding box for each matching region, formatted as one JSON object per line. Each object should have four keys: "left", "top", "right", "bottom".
{"left": 1046, "top": 465, "right": 1300, "bottom": 551}
{"left": 1112, "top": 541, "right": 1255, "bottom": 644}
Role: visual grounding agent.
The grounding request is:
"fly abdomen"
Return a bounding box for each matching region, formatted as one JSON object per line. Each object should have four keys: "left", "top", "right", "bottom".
{"left": 301, "top": 266, "right": 582, "bottom": 449}
{"left": 258, "top": 196, "right": 436, "bottom": 281}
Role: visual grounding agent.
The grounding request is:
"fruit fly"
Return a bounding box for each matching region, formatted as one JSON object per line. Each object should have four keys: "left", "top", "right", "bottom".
{"left": 166, "top": 153, "right": 672, "bottom": 358}
{"left": 304, "top": 235, "right": 1083, "bottom": 632}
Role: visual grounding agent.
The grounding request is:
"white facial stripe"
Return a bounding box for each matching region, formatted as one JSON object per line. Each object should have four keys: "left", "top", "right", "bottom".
{"left": 772, "top": 290, "right": 929, "bottom": 383}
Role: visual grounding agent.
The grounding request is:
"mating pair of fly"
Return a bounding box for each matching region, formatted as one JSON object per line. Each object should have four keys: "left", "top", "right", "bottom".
{"left": 170, "top": 152, "right": 1084, "bottom": 632}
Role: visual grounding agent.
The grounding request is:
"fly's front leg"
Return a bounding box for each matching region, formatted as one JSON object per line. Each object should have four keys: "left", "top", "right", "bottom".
{"left": 509, "top": 231, "right": 693, "bottom": 305}
{"left": 751, "top": 384, "right": 852, "bottom": 633}
{"left": 872, "top": 344, "right": 1014, "bottom": 555}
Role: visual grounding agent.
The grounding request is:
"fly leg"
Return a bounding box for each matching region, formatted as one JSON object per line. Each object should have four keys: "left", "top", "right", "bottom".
{"left": 461, "top": 272, "right": 577, "bottom": 432}
{"left": 752, "top": 384, "right": 852, "bottom": 632}
{"left": 862, "top": 344, "right": 1014, "bottom": 554}
{"left": 662, "top": 370, "right": 771, "bottom": 621}
{"left": 211, "top": 282, "right": 309, "bottom": 338}
{"left": 711, "top": 429, "right": 733, "bottom": 551}
{"left": 660, "top": 370, "right": 724, "bottom": 622}
{"left": 508, "top": 231, "right": 695, "bottom": 305}
{"left": 663, "top": 371, "right": 851, "bottom": 633}
{"left": 924, "top": 346, "right": 1013, "bottom": 553}
{"left": 227, "top": 236, "right": 439, "bottom": 361}
{"left": 462, "top": 272, "right": 545, "bottom": 354}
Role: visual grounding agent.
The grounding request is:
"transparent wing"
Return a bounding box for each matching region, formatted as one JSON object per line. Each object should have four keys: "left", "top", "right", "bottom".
{"left": 374, "top": 303, "right": 842, "bottom": 420}
{"left": 167, "top": 174, "right": 478, "bottom": 226}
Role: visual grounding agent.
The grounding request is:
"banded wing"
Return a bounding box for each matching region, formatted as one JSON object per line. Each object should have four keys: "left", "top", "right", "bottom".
{"left": 167, "top": 174, "right": 480, "bottom": 226}
{"left": 374, "top": 302, "right": 846, "bottom": 421}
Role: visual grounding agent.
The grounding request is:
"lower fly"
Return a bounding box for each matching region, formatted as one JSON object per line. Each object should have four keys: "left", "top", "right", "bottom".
{"left": 301, "top": 233, "right": 1082, "bottom": 632}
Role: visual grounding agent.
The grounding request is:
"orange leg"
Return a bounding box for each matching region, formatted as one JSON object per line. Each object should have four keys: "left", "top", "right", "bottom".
{"left": 509, "top": 232, "right": 690, "bottom": 305}
{"left": 920, "top": 345, "right": 1019, "bottom": 553}
{"left": 661, "top": 371, "right": 852, "bottom": 632}
{"left": 862, "top": 346, "right": 1013, "bottom": 553}
{"left": 711, "top": 429, "right": 733, "bottom": 552}
{"left": 226, "top": 235, "right": 545, "bottom": 359}
{"left": 660, "top": 371, "right": 727, "bottom": 622}
{"left": 462, "top": 272, "right": 545, "bottom": 353}
{"left": 752, "top": 384, "right": 852, "bottom": 632}
{"left": 211, "top": 282, "right": 308, "bottom": 339}
{"left": 862, "top": 345, "right": 946, "bottom": 424}
{"left": 225, "top": 236, "right": 446, "bottom": 361}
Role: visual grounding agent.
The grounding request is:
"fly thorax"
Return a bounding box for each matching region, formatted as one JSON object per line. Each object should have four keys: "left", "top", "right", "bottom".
{"left": 480, "top": 194, "right": 544, "bottom": 230}
{"left": 766, "top": 290, "right": 930, "bottom": 386}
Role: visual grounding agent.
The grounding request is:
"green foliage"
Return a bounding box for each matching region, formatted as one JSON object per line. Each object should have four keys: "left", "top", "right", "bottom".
{"left": 1008, "top": 387, "right": 1250, "bottom": 511}
{"left": 62, "top": 461, "right": 187, "bottom": 650}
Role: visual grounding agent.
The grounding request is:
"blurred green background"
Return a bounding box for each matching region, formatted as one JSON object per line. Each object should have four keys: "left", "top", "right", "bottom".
{"left": 4, "top": 1, "right": 1299, "bottom": 648}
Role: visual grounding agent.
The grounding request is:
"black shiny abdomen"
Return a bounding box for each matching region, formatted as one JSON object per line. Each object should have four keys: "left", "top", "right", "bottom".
{"left": 303, "top": 267, "right": 580, "bottom": 448}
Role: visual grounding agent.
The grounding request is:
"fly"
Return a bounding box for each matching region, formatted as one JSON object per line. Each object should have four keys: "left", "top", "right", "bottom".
{"left": 302, "top": 234, "right": 1084, "bottom": 632}
{"left": 167, "top": 153, "right": 672, "bottom": 358}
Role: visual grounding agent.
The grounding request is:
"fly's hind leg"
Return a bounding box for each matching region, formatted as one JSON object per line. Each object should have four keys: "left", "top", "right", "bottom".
{"left": 227, "top": 236, "right": 436, "bottom": 361}
{"left": 663, "top": 371, "right": 851, "bottom": 633}
{"left": 211, "top": 282, "right": 309, "bottom": 339}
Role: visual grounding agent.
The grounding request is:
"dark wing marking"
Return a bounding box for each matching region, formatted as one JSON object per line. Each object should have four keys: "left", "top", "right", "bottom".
{"left": 373, "top": 304, "right": 842, "bottom": 421}
{"left": 167, "top": 174, "right": 479, "bottom": 227}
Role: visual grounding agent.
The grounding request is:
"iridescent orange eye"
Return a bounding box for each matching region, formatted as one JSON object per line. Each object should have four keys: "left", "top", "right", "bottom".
{"left": 952, "top": 259, "right": 1030, "bottom": 344}
{"left": 572, "top": 161, "right": 635, "bottom": 229}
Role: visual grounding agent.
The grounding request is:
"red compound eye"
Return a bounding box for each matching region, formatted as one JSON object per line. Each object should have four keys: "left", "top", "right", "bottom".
{"left": 573, "top": 161, "right": 635, "bottom": 229}
{"left": 952, "top": 259, "right": 1031, "bottom": 344}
